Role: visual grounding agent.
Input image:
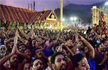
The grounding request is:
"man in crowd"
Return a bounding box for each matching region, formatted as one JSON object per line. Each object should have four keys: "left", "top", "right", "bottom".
{"left": 72, "top": 53, "right": 90, "bottom": 70}
{"left": 95, "top": 43, "right": 108, "bottom": 70}
{"left": 0, "top": 45, "right": 7, "bottom": 59}
{"left": 0, "top": 31, "right": 30, "bottom": 70}
{"left": 51, "top": 52, "right": 67, "bottom": 70}
{"left": 23, "top": 62, "right": 31, "bottom": 70}
{"left": 31, "top": 59, "right": 44, "bottom": 70}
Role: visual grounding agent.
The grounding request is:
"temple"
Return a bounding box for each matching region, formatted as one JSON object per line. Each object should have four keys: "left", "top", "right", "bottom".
{"left": 0, "top": 4, "right": 64, "bottom": 29}
{"left": 91, "top": 6, "right": 108, "bottom": 34}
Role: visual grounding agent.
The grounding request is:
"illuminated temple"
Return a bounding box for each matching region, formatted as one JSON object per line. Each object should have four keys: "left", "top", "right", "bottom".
{"left": 0, "top": 4, "right": 65, "bottom": 29}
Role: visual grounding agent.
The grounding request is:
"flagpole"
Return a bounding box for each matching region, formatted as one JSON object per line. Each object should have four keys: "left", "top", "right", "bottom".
{"left": 60, "top": 0, "right": 63, "bottom": 30}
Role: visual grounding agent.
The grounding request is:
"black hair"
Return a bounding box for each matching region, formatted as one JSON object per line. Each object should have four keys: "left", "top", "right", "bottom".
{"left": 18, "top": 43, "right": 26, "bottom": 49}
{"left": 33, "top": 47, "right": 41, "bottom": 55}
{"left": 54, "top": 43, "right": 60, "bottom": 51}
{"left": 51, "top": 52, "right": 64, "bottom": 64}
{"left": 24, "top": 61, "right": 31, "bottom": 65}
{"left": 23, "top": 61, "right": 31, "bottom": 70}
{"left": 62, "top": 45, "right": 67, "bottom": 50}
{"left": 19, "top": 43, "right": 25, "bottom": 46}
{"left": 26, "top": 31, "right": 30, "bottom": 34}
{"left": 31, "top": 58, "right": 42, "bottom": 67}
{"left": 68, "top": 45, "right": 74, "bottom": 49}
{"left": 71, "top": 53, "right": 86, "bottom": 67}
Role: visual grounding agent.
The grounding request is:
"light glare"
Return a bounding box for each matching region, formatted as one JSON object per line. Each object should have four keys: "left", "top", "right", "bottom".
{"left": 62, "top": 18, "right": 65, "bottom": 21}
{"left": 105, "top": 1, "right": 108, "bottom": 5}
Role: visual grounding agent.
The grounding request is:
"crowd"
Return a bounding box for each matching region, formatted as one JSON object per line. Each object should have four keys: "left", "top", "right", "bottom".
{"left": 0, "top": 25, "right": 108, "bottom": 70}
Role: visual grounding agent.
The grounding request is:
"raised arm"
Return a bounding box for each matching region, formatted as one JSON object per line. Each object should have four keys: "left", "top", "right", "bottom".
{"left": 38, "top": 35, "right": 48, "bottom": 41}
{"left": 65, "top": 40, "right": 75, "bottom": 56}
{"left": 18, "top": 27, "right": 30, "bottom": 40}
{"left": 18, "top": 33, "right": 28, "bottom": 45}
{"left": 47, "top": 40, "right": 57, "bottom": 49}
{"left": 5, "top": 38, "right": 14, "bottom": 50}
{"left": 0, "top": 35, "right": 17, "bottom": 67}
{"left": 16, "top": 30, "right": 30, "bottom": 60}
{"left": 79, "top": 35, "right": 95, "bottom": 59}
{"left": 58, "top": 38, "right": 66, "bottom": 43}
{"left": 2, "top": 29, "right": 9, "bottom": 39}
{"left": 15, "top": 47, "right": 30, "bottom": 60}
{"left": 75, "top": 33, "right": 79, "bottom": 42}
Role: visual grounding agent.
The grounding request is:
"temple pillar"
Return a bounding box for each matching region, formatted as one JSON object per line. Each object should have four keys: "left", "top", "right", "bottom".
{"left": 60, "top": 0, "right": 63, "bottom": 29}
{"left": 91, "top": 6, "right": 99, "bottom": 26}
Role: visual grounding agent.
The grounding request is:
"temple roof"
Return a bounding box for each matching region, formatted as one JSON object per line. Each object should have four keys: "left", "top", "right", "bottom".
{"left": 0, "top": 4, "right": 53, "bottom": 23}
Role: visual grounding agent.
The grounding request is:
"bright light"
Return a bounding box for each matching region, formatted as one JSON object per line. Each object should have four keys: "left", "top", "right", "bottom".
{"left": 70, "top": 17, "right": 77, "bottom": 21}
{"left": 62, "top": 18, "right": 65, "bottom": 21}
{"left": 93, "top": 6, "right": 97, "bottom": 9}
{"left": 49, "top": 25, "right": 52, "bottom": 28}
{"left": 105, "top": 1, "right": 108, "bottom": 5}
{"left": 74, "top": 17, "right": 77, "bottom": 21}
{"left": 70, "top": 17, "right": 74, "bottom": 20}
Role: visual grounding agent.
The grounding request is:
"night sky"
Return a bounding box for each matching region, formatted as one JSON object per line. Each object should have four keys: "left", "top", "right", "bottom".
{"left": 0, "top": 0, "right": 107, "bottom": 11}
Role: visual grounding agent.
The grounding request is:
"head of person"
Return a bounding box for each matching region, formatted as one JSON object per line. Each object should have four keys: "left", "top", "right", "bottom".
{"left": 0, "top": 45, "right": 7, "bottom": 56}
{"left": 24, "top": 49, "right": 31, "bottom": 56}
{"left": 31, "top": 59, "right": 44, "bottom": 70}
{"left": 61, "top": 46, "right": 68, "bottom": 58}
{"left": 103, "top": 41, "right": 108, "bottom": 48}
{"left": 23, "top": 62, "right": 31, "bottom": 70}
{"left": 9, "top": 42, "right": 14, "bottom": 49}
{"left": 55, "top": 44, "right": 67, "bottom": 55}
{"left": 98, "top": 43, "right": 107, "bottom": 54}
{"left": 54, "top": 43, "right": 60, "bottom": 53}
{"left": 71, "top": 53, "right": 90, "bottom": 70}
{"left": 34, "top": 48, "right": 42, "bottom": 58}
{"left": 88, "top": 26, "right": 90, "bottom": 29}
{"left": 51, "top": 52, "right": 67, "bottom": 70}
{"left": 19, "top": 44, "right": 26, "bottom": 53}
{"left": 47, "top": 56, "right": 52, "bottom": 68}
{"left": 84, "top": 47, "right": 90, "bottom": 58}
{"left": 77, "top": 41, "right": 83, "bottom": 48}
{"left": 32, "top": 40, "right": 36, "bottom": 47}
{"left": 9, "top": 54, "right": 19, "bottom": 68}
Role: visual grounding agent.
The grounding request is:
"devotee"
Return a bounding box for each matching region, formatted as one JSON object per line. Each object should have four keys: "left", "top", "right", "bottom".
{"left": 31, "top": 59, "right": 45, "bottom": 70}
{"left": 45, "top": 56, "right": 52, "bottom": 70}
{"left": 51, "top": 52, "right": 67, "bottom": 70}
{"left": 0, "top": 45, "right": 7, "bottom": 59}
{"left": 95, "top": 43, "right": 108, "bottom": 70}
{"left": 23, "top": 62, "right": 31, "bottom": 70}
{"left": 0, "top": 31, "right": 30, "bottom": 70}
{"left": 0, "top": 21, "right": 108, "bottom": 70}
{"left": 34, "top": 47, "right": 47, "bottom": 68}
{"left": 72, "top": 53, "right": 90, "bottom": 70}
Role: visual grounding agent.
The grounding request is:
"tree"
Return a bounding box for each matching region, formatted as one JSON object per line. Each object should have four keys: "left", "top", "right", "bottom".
{"left": 99, "top": 6, "right": 108, "bottom": 15}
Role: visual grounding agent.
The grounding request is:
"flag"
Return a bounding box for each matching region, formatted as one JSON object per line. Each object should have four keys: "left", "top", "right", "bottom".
{"left": 8, "top": 21, "right": 11, "bottom": 30}
{"left": 20, "top": 22, "right": 22, "bottom": 26}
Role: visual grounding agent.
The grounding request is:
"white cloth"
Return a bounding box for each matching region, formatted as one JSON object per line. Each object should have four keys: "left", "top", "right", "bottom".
{"left": 45, "top": 66, "right": 51, "bottom": 70}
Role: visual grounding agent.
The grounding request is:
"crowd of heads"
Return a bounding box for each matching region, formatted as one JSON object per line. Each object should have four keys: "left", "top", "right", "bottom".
{"left": 0, "top": 25, "right": 108, "bottom": 70}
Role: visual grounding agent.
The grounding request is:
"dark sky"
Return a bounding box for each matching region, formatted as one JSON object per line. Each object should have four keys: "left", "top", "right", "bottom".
{"left": 0, "top": 0, "right": 107, "bottom": 11}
